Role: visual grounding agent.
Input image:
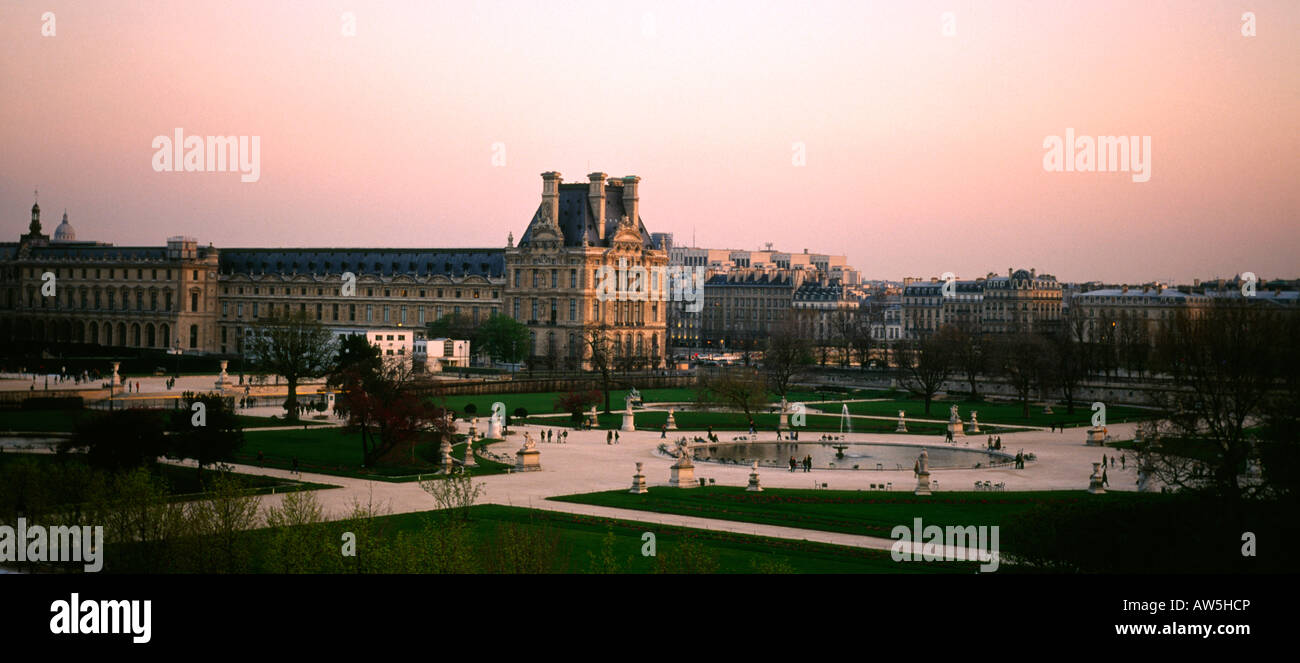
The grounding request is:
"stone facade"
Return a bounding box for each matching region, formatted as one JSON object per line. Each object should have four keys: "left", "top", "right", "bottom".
{"left": 0, "top": 171, "right": 665, "bottom": 366}
{"left": 504, "top": 172, "right": 668, "bottom": 370}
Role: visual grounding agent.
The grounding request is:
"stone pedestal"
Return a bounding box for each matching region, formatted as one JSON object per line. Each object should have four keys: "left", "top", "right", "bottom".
{"left": 670, "top": 462, "right": 695, "bottom": 488}
{"left": 947, "top": 421, "right": 962, "bottom": 437}
{"left": 110, "top": 362, "right": 122, "bottom": 386}
{"left": 621, "top": 409, "right": 636, "bottom": 432}
{"left": 1085, "top": 426, "right": 1106, "bottom": 446}
{"left": 777, "top": 411, "right": 790, "bottom": 432}
{"left": 1087, "top": 462, "right": 1106, "bottom": 494}
{"left": 629, "top": 462, "right": 648, "bottom": 494}
{"left": 586, "top": 406, "right": 599, "bottom": 428}
{"left": 486, "top": 416, "right": 501, "bottom": 439}
{"left": 914, "top": 471, "right": 932, "bottom": 496}
{"left": 665, "top": 409, "right": 678, "bottom": 431}
{"left": 515, "top": 447, "right": 542, "bottom": 472}
{"left": 214, "top": 360, "right": 233, "bottom": 389}
{"left": 669, "top": 448, "right": 696, "bottom": 488}
{"left": 966, "top": 412, "right": 980, "bottom": 434}
{"left": 746, "top": 461, "right": 763, "bottom": 492}
{"left": 896, "top": 412, "right": 907, "bottom": 433}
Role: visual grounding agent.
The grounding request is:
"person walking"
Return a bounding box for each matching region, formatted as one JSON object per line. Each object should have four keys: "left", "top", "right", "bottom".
{"left": 291, "top": 456, "right": 300, "bottom": 477}
{"left": 614, "top": 430, "right": 620, "bottom": 444}
{"left": 661, "top": 424, "right": 667, "bottom": 439}
{"left": 788, "top": 456, "right": 797, "bottom": 472}
{"left": 607, "top": 430, "right": 612, "bottom": 445}
{"left": 1102, "top": 465, "right": 1109, "bottom": 488}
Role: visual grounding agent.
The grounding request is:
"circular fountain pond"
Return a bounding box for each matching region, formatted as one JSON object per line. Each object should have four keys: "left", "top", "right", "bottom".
{"left": 692, "top": 441, "right": 1013, "bottom": 470}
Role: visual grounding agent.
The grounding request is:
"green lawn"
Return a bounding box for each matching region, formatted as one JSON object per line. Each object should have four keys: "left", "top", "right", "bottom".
{"left": 240, "top": 504, "right": 977, "bottom": 574}
{"left": 549, "top": 486, "right": 1166, "bottom": 545}
{"left": 811, "top": 399, "right": 1154, "bottom": 428}
{"left": 0, "top": 452, "right": 330, "bottom": 500}
{"left": 0, "top": 408, "right": 96, "bottom": 432}
{"left": 238, "top": 426, "right": 507, "bottom": 481}
{"left": 0, "top": 409, "right": 324, "bottom": 433}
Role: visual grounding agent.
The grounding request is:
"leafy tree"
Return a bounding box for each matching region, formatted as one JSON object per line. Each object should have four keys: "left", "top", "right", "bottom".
{"left": 426, "top": 312, "right": 478, "bottom": 342}
{"left": 65, "top": 409, "right": 169, "bottom": 472}
{"left": 246, "top": 312, "right": 338, "bottom": 422}
{"left": 554, "top": 389, "right": 601, "bottom": 419}
{"left": 335, "top": 332, "right": 381, "bottom": 376}
{"left": 335, "top": 360, "right": 452, "bottom": 467}
{"left": 476, "top": 313, "right": 530, "bottom": 364}
{"left": 167, "top": 391, "right": 245, "bottom": 482}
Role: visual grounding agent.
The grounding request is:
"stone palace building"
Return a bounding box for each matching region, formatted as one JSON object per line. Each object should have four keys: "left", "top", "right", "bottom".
{"left": 0, "top": 171, "right": 668, "bottom": 370}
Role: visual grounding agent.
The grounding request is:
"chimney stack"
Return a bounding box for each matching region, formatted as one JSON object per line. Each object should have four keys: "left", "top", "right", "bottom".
{"left": 622, "top": 175, "right": 640, "bottom": 230}
{"left": 588, "top": 172, "right": 607, "bottom": 242}
{"left": 541, "top": 171, "right": 562, "bottom": 227}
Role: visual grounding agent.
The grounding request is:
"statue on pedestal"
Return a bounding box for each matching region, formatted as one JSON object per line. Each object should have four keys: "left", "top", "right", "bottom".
{"left": 913, "top": 448, "right": 932, "bottom": 495}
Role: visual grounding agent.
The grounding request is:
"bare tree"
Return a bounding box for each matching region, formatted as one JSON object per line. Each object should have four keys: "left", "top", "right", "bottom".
{"left": 246, "top": 311, "right": 338, "bottom": 421}
{"left": 950, "top": 323, "right": 986, "bottom": 401}
{"left": 696, "top": 366, "right": 767, "bottom": 420}
{"left": 1147, "top": 301, "right": 1293, "bottom": 500}
{"left": 987, "top": 332, "right": 1050, "bottom": 418}
{"left": 584, "top": 325, "right": 616, "bottom": 413}
{"left": 895, "top": 325, "right": 958, "bottom": 415}
{"left": 763, "top": 320, "right": 811, "bottom": 399}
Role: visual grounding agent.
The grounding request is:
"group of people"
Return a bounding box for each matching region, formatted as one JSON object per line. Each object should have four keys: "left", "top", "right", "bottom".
{"left": 605, "top": 430, "right": 620, "bottom": 445}
{"left": 1097, "top": 453, "right": 1126, "bottom": 488}
{"left": 537, "top": 429, "right": 568, "bottom": 443}
{"left": 986, "top": 436, "right": 1003, "bottom": 450}
{"left": 788, "top": 455, "right": 813, "bottom": 472}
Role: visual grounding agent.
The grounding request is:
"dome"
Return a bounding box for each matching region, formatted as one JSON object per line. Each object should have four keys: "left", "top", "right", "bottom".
{"left": 53, "top": 211, "right": 76, "bottom": 242}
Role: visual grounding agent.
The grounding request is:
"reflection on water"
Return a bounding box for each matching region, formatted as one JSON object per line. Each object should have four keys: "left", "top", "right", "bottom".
{"left": 694, "top": 441, "right": 1013, "bottom": 470}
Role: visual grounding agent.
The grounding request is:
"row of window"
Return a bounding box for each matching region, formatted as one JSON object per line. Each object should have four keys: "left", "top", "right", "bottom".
{"left": 220, "top": 300, "right": 497, "bottom": 324}
{"left": 22, "top": 267, "right": 203, "bottom": 281}
{"left": 223, "top": 285, "right": 496, "bottom": 299}
{"left": 20, "top": 288, "right": 202, "bottom": 313}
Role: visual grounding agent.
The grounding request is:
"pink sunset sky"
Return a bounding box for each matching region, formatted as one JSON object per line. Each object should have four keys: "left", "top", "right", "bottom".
{"left": 1, "top": 0, "right": 1296, "bottom": 284}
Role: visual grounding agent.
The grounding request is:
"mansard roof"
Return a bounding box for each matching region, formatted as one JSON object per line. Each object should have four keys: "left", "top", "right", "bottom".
{"left": 218, "top": 248, "right": 505, "bottom": 278}
{"left": 519, "top": 183, "right": 655, "bottom": 249}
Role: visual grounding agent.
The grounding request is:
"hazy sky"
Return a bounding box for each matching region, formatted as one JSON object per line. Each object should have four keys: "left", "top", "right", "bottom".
{"left": 2, "top": 0, "right": 1296, "bottom": 284}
